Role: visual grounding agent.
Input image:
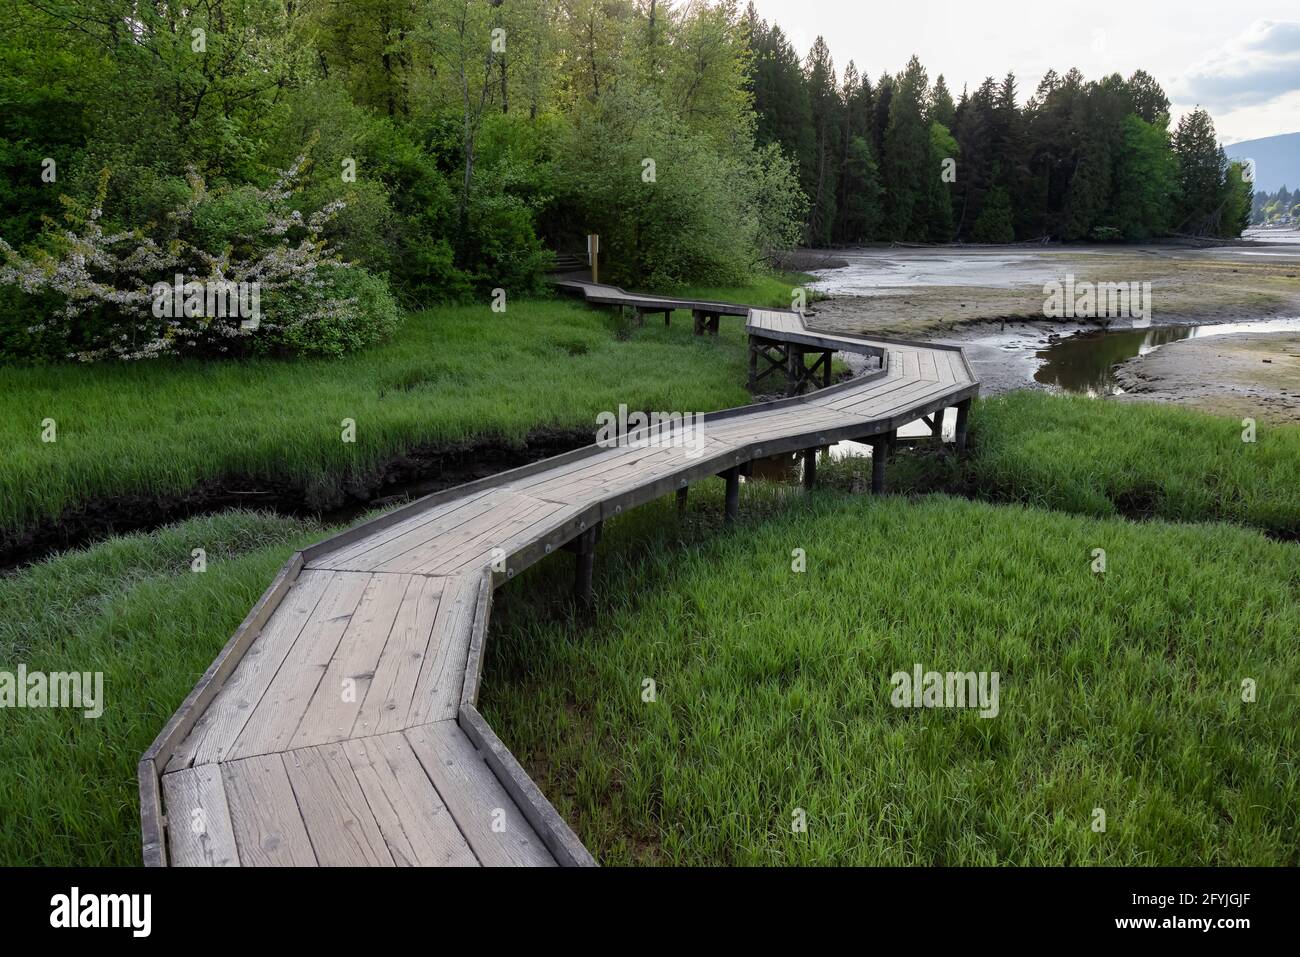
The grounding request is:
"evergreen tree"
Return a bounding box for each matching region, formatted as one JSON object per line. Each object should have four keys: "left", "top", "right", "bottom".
{"left": 803, "top": 36, "right": 841, "bottom": 245}
{"left": 1126, "top": 70, "right": 1170, "bottom": 124}
{"left": 924, "top": 122, "right": 957, "bottom": 241}
{"left": 882, "top": 56, "right": 930, "bottom": 240}
{"left": 971, "top": 185, "right": 1014, "bottom": 242}
{"left": 1173, "top": 109, "right": 1228, "bottom": 234}
{"left": 930, "top": 75, "right": 955, "bottom": 128}
{"left": 1107, "top": 114, "right": 1176, "bottom": 239}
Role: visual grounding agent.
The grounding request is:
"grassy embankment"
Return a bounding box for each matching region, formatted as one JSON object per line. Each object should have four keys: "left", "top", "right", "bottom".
{"left": 887, "top": 392, "right": 1300, "bottom": 539}
{"left": 0, "top": 274, "right": 797, "bottom": 549}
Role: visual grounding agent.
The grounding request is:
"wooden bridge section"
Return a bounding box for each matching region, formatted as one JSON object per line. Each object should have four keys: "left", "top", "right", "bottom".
{"left": 139, "top": 279, "right": 978, "bottom": 867}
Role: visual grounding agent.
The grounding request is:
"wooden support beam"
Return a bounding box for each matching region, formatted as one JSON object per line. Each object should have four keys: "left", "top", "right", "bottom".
{"left": 676, "top": 486, "right": 688, "bottom": 515}
{"left": 747, "top": 338, "right": 759, "bottom": 391}
{"left": 821, "top": 350, "right": 833, "bottom": 388}
{"left": 785, "top": 348, "right": 806, "bottom": 397}
{"left": 722, "top": 467, "right": 740, "bottom": 522}
{"left": 932, "top": 407, "right": 946, "bottom": 445}
{"left": 803, "top": 448, "right": 817, "bottom": 489}
{"left": 706, "top": 314, "right": 719, "bottom": 336}
{"left": 565, "top": 522, "right": 601, "bottom": 606}
{"left": 664, "top": 309, "right": 672, "bottom": 326}
{"left": 692, "top": 309, "right": 704, "bottom": 335}
{"left": 955, "top": 398, "right": 972, "bottom": 453}
{"left": 870, "top": 438, "right": 888, "bottom": 494}
{"left": 887, "top": 428, "right": 898, "bottom": 453}
{"left": 754, "top": 342, "right": 787, "bottom": 384}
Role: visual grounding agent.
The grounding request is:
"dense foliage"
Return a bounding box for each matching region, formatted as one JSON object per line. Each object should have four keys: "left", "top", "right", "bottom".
{"left": 745, "top": 7, "right": 1249, "bottom": 244}
{"left": 0, "top": 1, "right": 1250, "bottom": 361}
{"left": 0, "top": 0, "right": 801, "bottom": 360}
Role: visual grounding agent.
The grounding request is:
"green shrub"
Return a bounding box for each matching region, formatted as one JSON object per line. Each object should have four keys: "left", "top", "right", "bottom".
{"left": 552, "top": 85, "right": 803, "bottom": 288}
{"left": 258, "top": 264, "right": 401, "bottom": 358}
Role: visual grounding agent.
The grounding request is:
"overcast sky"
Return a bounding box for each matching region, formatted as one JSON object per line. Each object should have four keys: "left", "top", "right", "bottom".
{"left": 748, "top": 0, "right": 1300, "bottom": 144}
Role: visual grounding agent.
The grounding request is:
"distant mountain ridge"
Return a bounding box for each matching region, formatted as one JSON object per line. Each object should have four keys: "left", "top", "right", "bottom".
{"left": 1225, "top": 133, "right": 1300, "bottom": 194}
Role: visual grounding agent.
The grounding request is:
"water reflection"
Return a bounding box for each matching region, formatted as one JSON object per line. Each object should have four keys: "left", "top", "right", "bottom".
{"left": 1034, "top": 319, "right": 1300, "bottom": 396}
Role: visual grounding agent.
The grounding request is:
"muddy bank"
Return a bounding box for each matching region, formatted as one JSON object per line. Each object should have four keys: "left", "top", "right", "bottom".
{"left": 1113, "top": 332, "right": 1300, "bottom": 424}
{"left": 0, "top": 426, "right": 596, "bottom": 572}
{"left": 804, "top": 244, "right": 1300, "bottom": 338}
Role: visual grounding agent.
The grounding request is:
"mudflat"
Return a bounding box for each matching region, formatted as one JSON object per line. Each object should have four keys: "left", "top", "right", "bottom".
{"left": 804, "top": 243, "right": 1300, "bottom": 337}
{"left": 1114, "top": 332, "right": 1300, "bottom": 424}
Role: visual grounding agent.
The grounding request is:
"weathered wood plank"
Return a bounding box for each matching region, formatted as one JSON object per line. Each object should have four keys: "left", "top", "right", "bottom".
{"left": 222, "top": 753, "right": 317, "bottom": 866}
{"left": 224, "top": 572, "right": 373, "bottom": 760}
{"left": 161, "top": 765, "right": 238, "bottom": 867}
{"left": 283, "top": 742, "right": 396, "bottom": 866}
{"left": 168, "top": 569, "right": 335, "bottom": 771}
{"left": 316, "top": 490, "right": 503, "bottom": 572}
{"left": 404, "top": 722, "right": 556, "bottom": 867}
{"left": 406, "top": 575, "right": 480, "bottom": 726}
{"left": 287, "top": 573, "right": 412, "bottom": 750}
{"left": 353, "top": 575, "right": 445, "bottom": 737}
{"left": 343, "top": 733, "right": 478, "bottom": 866}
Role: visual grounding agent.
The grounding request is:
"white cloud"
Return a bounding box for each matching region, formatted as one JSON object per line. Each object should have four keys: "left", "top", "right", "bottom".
{"left": 1176, "top": 20, "right": 1300, "bottom": 108}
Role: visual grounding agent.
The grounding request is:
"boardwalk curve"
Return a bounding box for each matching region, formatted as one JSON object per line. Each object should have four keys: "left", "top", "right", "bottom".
{"left": 139, "top": 280, "right": 978, "bottom": 867}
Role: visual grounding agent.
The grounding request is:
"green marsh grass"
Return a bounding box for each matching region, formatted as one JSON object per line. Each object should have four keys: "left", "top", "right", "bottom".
{"left": 0, "top": 279, "right": 798, "bottom": 543}
{"left": 481, "top": 485, "right": 1300, "bottom": 865}
{"left": 966, "top": 392, "right": 1300, "bottom": 537}
{"left": 0, "top": 511, "right": 322, "bottom": 865}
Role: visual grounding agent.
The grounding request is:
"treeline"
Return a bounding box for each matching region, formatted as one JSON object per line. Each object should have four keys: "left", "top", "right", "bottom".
{"left": 1252, "top": 188, "right": 1299, "bottom": 226}
{"left": 0, "top": 0, "right": 802, "bottom": 360}
{"left": 746, "top": 7, "right": 1252, "bottom": 245}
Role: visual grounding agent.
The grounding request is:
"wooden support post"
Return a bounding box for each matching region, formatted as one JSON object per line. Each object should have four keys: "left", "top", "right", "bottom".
{"left": 786, "top": 348, "right": 805, "bottom": 397}
{"left": 932, "top": 407, "right": 946, "bottom": 445}
{"left": 722, "top": 467, "right": 740, "bottom": 522}
{"left": 803, "top": 448, "right": 817, "bottom": 489}
{"left": 822, "top": 350, "right": 833, "bottom": 388}
{"left": 664, "top": 309, "right": 672, "bottom": 326}
{"left": 676, "top": 486, "right": 688, "bottom": 515}
{"left": 748, "top": 338, "right": 759, "bottom": 391}
{"left": 633, "top": 307, "right": 645, "bottom": 327}
{"left": 955, "top": 398, "right": 971, "bottom": 453}
{"left": 887, "top": 428, "right": 898, "bottom": 453}
{"left": 692, "top": 309, "right": 704, "bottom": 335}
{"left": 567, "top": 522, "right": 601, "bottom": 606}
{"left": 871, "top": 438, "right": 888, "bottom": 494}
{"left": 707, "top": 314, "right": 720, "bottom": 336}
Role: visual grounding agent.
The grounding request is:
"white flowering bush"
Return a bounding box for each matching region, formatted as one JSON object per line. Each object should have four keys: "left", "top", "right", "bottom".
{"left": 0, "top": 157, "right": 399, "bottom": 361}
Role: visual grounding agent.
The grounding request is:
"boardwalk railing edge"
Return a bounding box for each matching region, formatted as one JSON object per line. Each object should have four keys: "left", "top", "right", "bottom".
{"left": 139, "top": 282, "right": 979, "bottom": 867}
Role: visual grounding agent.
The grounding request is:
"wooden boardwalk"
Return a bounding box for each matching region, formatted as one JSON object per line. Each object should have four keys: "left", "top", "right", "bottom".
{"left": 139, "top": 280, "right": 977, "bottom": 867}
